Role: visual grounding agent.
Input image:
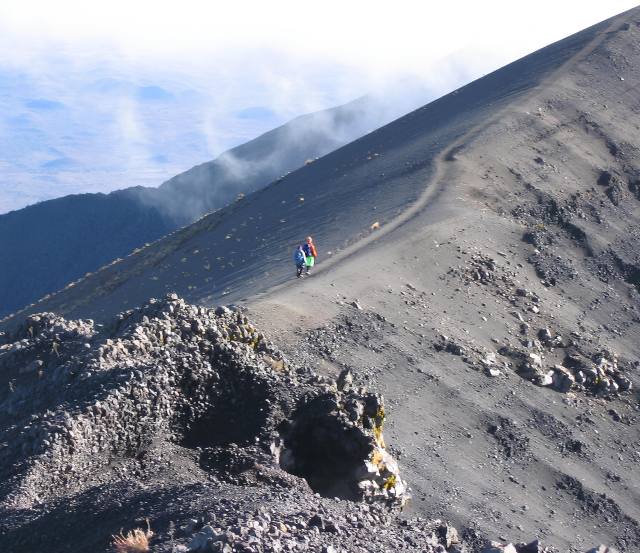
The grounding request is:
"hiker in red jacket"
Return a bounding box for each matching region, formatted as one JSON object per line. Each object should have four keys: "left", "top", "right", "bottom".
{"left": 302, "top": 236, "right": 317, "bottom": 275}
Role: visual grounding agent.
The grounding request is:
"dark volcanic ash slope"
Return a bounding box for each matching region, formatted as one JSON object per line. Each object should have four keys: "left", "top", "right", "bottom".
{"left": 0, "top": 6, "right": 621, "bottom": 325}
{"left": 2, "top": 6, "right": 640, "bottom": 553}
{"left": 0, "top": 96, "right": 394, "bottom": 319}
{"left": 247, "top": 10, "right": 640, "bottom": 552}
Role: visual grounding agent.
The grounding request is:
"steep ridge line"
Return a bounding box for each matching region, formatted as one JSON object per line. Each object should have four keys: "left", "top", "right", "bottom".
{"left": 0, "top": 9, "right": 631, "bottom": 327}
{"left": 260, "top": 11, "right": 628, "bottom": 295}
{"left": 0, "top": 196, "right": 243, "bottom": 325}
{"left": 0, "top": 93, "right": 419, "bottom": 319}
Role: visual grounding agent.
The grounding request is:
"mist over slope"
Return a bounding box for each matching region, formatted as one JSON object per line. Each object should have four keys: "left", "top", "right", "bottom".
{"left": 5, "top": 8, "right": 621, "bottom": 324}
{"left": 2, "top": 6, "right": 640, "bottom": 552}
{"left": 0, "top": 95, "right": 408, "bottom": 318}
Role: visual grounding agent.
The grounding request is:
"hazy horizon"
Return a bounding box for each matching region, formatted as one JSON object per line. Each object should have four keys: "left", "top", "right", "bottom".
{"left": 0, "top": 0, "right": 637, "bottom": 213}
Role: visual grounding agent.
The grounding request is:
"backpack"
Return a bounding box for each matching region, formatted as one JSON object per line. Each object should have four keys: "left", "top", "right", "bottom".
{"left": 304, "top": 243, "right": 317, "bottom": 257}
{"left": 294, "top": 249, "right": 305, "bottom": 264}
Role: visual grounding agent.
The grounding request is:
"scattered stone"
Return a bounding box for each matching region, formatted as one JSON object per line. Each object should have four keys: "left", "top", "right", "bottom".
{"left": 188, "top": 525, "right": 218, "bottom": 551}
{"left": 434, "top": 335, "right": 467, "bottom": 356}
{"left": 337, "top": 368, "right": 354, "bottom": 391}
{"left": 597, "top": 170, "right": 613, "bottom": 187}
{"left": 551, "top": 365, "right": 575, "bottom": 392}
{"left": 437, "top": 523, "right": 460, "bottom": 548}
{"left": 482, "top": 352, "right": 497, "bottom": 367}
{"left": 607, "top": 409, "right": 622, "bottom": 422}
{"left": 538, "top": 328, "right": 553, "bottom": 343}
{"left": 482, "top": 542, "right": 518, "bottom": 553}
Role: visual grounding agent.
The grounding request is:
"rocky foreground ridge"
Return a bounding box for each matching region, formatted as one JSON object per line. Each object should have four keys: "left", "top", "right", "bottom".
{"left": 0, "top": 295, "right": 622, "bottom": 552}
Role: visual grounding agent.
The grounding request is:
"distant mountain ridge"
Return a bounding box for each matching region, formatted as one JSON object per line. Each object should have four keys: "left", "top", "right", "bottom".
{"left": 0, "top": 95, "right": 403, "bottom": 317}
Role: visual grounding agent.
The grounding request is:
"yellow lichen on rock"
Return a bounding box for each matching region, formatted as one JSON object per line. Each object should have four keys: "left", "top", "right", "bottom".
{"left": 372, "top": 406, "right": 386, "bottom": 447}
{"left": 383, "top": 474, "right": 397, "bottom": 490}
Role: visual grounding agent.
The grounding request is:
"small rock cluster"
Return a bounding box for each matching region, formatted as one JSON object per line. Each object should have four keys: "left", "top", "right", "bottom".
{"left": 447, "top": 253, "right": 517, "bottom": 290}
{"left": 438, "top": 249, "right": 634, "bottom": 397}
{"left": 597, "top": 170, "right": 626, "bottom": 206}
{"left": 304, "top": 309, "right": 390, "bottom": 358}
{"left": 435, "top": 321, "right": 634, "bottom": 396}
{"left": 482, "top": 541, "right": 555, "bottom": 553}
{"left": 182, "top": 508, "right": 462, "bottom": 553}
{"left": 498, "top": 342, "right": 633, "bottom": 396}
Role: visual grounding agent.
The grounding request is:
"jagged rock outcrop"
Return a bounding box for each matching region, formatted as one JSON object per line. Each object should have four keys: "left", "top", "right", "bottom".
{"left": 276, "top": 380, "right": 408, "bottom": 505}
{"left": 0, "top": 294, "right": 407, "bottom": 512}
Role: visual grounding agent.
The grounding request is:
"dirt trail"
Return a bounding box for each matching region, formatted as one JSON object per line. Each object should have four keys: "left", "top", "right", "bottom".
{"left": 256, "top": 14, "right": 626, "bottom": 304}
{"left": 248, "top": 11, "right": 640, "bottom": 550}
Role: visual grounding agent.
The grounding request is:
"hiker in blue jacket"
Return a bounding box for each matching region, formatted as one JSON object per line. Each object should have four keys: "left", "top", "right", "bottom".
{"left": 294, "top": 245, "right": 307, "bottom": 278}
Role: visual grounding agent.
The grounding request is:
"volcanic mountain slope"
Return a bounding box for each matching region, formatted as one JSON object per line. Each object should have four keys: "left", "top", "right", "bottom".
{"left": 250, "top": 12, "right": 640, "bottom": 551}
{"left": 4, "top": 8, "right": 638, "bottom": 328}
{"left": 0, "top": 95, "right": 399, "bottom": 318}
{"left": 2, "top": 6, "right": 640, "bottom": 553}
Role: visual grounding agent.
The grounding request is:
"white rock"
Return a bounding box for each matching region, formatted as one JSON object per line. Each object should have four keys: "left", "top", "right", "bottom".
{"left": 540, "top": 370, "right": 554, "bottom": 386}
{"left": 585, "top": 546, "right": 620, "bottom": 553}
{"left": 528, "top": 353, "right": 543, "bottom": 367}
{"left": 482, "top": 543, "right": 518, "bottom": 553}
{"left": 482, "top": 352, "right": 497, "bottom": 366}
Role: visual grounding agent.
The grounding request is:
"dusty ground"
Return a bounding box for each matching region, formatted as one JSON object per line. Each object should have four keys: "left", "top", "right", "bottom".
{"left": 247, "top": 11, "right": 640, "bottom": 551}
{"left": 1, "top": 6, "right": 640, "bottom": 553}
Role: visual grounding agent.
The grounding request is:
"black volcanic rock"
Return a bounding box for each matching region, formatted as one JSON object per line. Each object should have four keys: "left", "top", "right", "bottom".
{"left": 0, "top": 296, "right": 617, "bottom": 552}
{"left": 0, "top": 296, "right": 406, "bottom": 550}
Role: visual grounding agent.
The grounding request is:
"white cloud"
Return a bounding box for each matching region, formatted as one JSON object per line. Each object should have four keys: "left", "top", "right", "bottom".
{"left": 1, "top": 2, "right": 637, "bottom": 117}
{"left": 1, "top": 1, "right": 637, "bottom": 73}
{"left": 2, "top": 1, "right": 637, "bottom": 109}
{"left": 0, "top": 1, "right": 637, "bottom": 212}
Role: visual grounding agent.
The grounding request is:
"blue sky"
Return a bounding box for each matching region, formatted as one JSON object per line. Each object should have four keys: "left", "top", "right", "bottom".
{"left": 0, "top": 0, "right": 637, "bottom": 213}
